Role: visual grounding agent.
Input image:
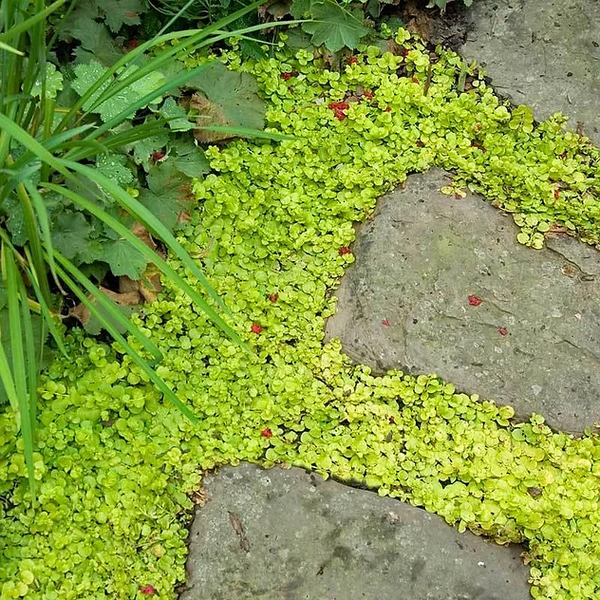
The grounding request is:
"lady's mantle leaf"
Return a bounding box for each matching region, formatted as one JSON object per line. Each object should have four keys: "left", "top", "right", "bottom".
{"left": 160, "top": 98, "right": 194, "bottom": 132}
{"left": 171, "top": 140, "right": 210, "bottom": 179}
{"left": 300, "top": 1, "right": 369, "bottom": 52}
{"left": 185, "top": 63, "right": 266, "bottom": 143}
{"left": 137, "top": 162, "right": 193, "bottom": 232}
{"left": 51, "top": 213, "right": 95, "bottom": 261}
{"left": 103, "top": 239, "right": 148, "bottom": 279}
{"left": 96, "top": 153, "right": 135, "bottom": 187}
{"left": 31, "top": 63, "right": 64, "bottom": 99}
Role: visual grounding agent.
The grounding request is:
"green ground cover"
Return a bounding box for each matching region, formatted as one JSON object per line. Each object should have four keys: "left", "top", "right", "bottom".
{"left": 1, "top": 30, "right": 599, "bottom": 599}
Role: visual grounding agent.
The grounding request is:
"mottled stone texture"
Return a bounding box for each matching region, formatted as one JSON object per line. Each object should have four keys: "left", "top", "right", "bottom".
{"left": 461, "top": 0, "right": 600, "bottom": 144}
{"left": 181, "top": 463, "right": 531, "bottom": 600}
{"left": 326, "top": 170, "right": 600, "bottom": 433}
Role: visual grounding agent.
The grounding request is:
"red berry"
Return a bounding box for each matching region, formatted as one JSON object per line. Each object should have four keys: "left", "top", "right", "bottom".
{"left": 261, "top": 428, "right": 273, "bottom": 438}
{"left": 281, "top": 72, "right": 292, "bottom": 81}
{"left": 251, "top": 323, "right": 262, "bottom": 334}
{"left": 401, "top": 49, "right": 409, "bottom": 57}
{"left": 268, "top": 293, "right": 278, "bottom": 303}
{"left": 151, "top": 151, "right": 165, "bottom": 164}
{"left": 468, "top": 294, "right": 483, "bottom": 307}
{"left": 140, "top": 585, "right": 156, "bottom": 596}
{"left": 498, "top": 327, "right": 508, "bottom": 336}
{"left": 338, "top": 246, "right": 352, "bottom": 256}
{"left": 363, "top": 91, "right": 374, "bottom": 99}
{"left": 554, "top": 189, "right": 560, "bottom": 199}
{"left": 411, "top": 77, "right": 419, "bottom": 84}
{"left": 389, "top": 415, "right": 395, "bottom": 424}
{"left": 382, "top": 319, "right": 391, "bottom": 327}
{"left": 348, "top": 56, "right": 359, "bottom": 65}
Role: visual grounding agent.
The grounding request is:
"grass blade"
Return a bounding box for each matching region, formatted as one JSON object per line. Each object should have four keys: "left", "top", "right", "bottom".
{"left": 62, "top": 162, "right": 235, "bottom": 319}
{"left": 53, "top": 258, "right": 198, "bottom": 423}
{"left": 22, "top": 253, "right": 68, "bottom": 358}
{"left": 1, "top": 242, "right": 36, "bottom": 493}
{"left": 14, "top": 180, "right": 51, "bottom": 304}
{"left": 0, "top": 0, "right": 67, "bottom": 44}
{"left": 23, "top": 181, "right": 61, "bottom": 292}
{"left": 42, "top": 181, "right": 246, "bottom": 350}
{"left": 0, "top": 40, "right": 25, "bottom": 56}
{"left": 193, "top": 126, "right": 293, "bottom": 141}
{"left": 52, "top": 249, "right": 163, "bottom": 363}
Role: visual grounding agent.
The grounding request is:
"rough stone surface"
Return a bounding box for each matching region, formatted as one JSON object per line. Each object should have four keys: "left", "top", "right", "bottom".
{"left": 181, "top": 463, "right": 530, "bottom": 600}
{"left": 326, "top": 169, "right": 600, "bottom": 433}
{"left": 461, "top": 0, "right": 600, "bottom": 144}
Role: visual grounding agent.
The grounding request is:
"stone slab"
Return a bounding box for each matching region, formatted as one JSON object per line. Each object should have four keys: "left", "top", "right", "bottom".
{"left": 325, "top": 169, "right": 600, "bottom": 433}
{"left": 461, "top": 0, "right": 600, "bottom": 144}
{"left": 181, "top": 463, "right": 531, "bottom": 600}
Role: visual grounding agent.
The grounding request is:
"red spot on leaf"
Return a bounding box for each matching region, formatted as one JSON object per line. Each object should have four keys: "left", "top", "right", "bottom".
{"left": 268, "top": 293, "right": 279, "bottom": 303}
{"left": 347, "top": 56, "right": 359, "bottom": 65}
{"left": 382, "top": 319, "right": 391, "bottom": 327}
{"left": 338, "top": 246, "right": 352, "bottom": 256}
{"left": 281, "top": 72, "right": 293, "bottom": 81}
{"left": 554, "top": 189, "right": 560, "bottom": 199}
{"left": 251, "top": 323, "right": 263, "bottom": 334}
{"left": 468, "top": 294, "right": 483, "bottom": 307}
{"left": 261, "top": 428, "right": 273, "bottom": 438}
{"left": 498, "top": 327, "right": 508, "bottom": 336}
{"left": 140, "top": 585, "right": 156, "bottom": 596}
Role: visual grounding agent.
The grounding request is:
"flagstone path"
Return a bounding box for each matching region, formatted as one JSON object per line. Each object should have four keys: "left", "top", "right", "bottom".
{"left": 326, "top": 169, "right": 600, "bottom": 434}
{"left": 181, "top": 464, "right": 531, "bottom": 600}
{"left": 460, "top": 0, "right": 600, "bottom": 144}
{"left": 182, "top": 2, "right": 599, "bottom": 597}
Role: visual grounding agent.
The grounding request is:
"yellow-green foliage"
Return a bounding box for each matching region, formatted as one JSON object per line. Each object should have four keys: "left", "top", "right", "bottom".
{"left": 1, "top": 31, "right": 599, "bottom": 599}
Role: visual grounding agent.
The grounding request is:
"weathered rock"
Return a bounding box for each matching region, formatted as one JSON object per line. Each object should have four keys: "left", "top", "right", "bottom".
{"left": 181, "top": 463, "right": 531, "bottom": 600}
{"left": 326, "top": 169, "right": 600, "bottom": 433}
{"left": 461, "top": 0, "right": 600, "bottom": 144}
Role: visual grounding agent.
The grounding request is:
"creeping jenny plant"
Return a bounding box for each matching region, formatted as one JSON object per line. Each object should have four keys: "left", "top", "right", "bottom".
{"left": 1, "top": 29, "right": 600, "bottom": 599}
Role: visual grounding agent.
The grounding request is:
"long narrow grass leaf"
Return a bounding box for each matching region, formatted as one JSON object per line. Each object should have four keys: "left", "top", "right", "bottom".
{"left": 52, "top": 250, "right": 162, "bottom": 362}
{"left": 23, "top": 181, "right": 61, "bottom": 292}
{"left": 1, "top": 244, "right": 36, "bottom": 492}
{"left": 0, "top": 0, "right": 67, "bottom": 43}
{"left": 18, "top": 271, "right": 38, "bottom": 434}
{"left": 60, "top": 163, "right": 235, "bottom": 319}
{"left": 15, "top": 181, "right": 51, "bottom": 303}
{"left": 53, "top": 260, "right": 198, "bottom": 423}
{"left": 22, "top": 257, "right": 67, "bottom": 358}
{"left": 194, "top": 126, "right": 293, "bottom": 141}
{"left": 42, "top": 181, "right": 246, "bottom": 350}
{"left": 0, "top": 40, "right": 25, "bottom": 56}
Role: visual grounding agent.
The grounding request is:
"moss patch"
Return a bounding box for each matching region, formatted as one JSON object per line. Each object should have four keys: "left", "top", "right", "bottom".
{"left": 1, "top": 31, "right": 599, "bottom": 599}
